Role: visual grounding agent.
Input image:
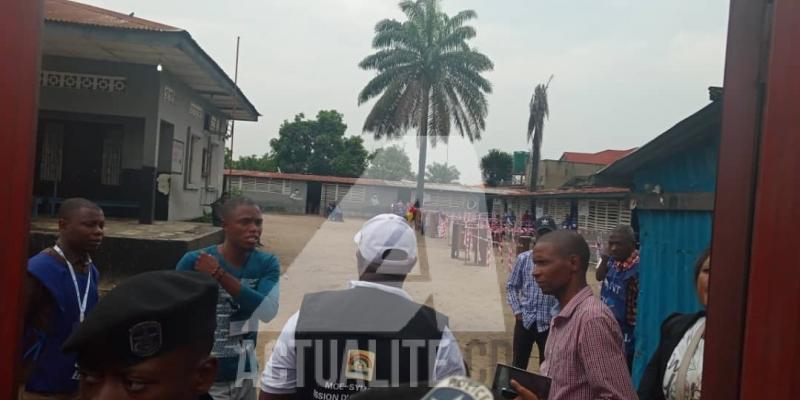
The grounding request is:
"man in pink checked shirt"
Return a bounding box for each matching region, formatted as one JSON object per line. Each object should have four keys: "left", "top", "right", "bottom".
{"left": 510, "top": 230, "right": 636, "bottom": 400}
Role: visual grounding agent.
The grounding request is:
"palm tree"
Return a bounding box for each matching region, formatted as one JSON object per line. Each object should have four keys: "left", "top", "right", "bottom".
{"left": 425, "top": 162, "right": 460, "bottom": 183}
{"left": 527, "top": 76, "right": 553, "bottom": 191}
{"left": 358, "top": 0, "right": 493, "bottom": 207}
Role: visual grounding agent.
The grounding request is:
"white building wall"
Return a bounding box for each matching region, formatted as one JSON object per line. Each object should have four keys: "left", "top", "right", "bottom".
{"left": 157, "top": 71, "right": 228, "bottom": 221}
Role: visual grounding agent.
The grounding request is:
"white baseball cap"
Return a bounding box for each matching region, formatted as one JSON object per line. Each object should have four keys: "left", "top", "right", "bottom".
{"left": 354, "top": 213, "right": 418, "bottom": 275}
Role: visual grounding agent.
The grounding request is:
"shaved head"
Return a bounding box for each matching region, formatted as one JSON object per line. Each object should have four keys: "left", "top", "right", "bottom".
{"left": 220, "top": 196, "right": 260, "bottom": 220}
{"left": 59, "top": 198, "right": 101, "bottom": 220}
{"left": 610, "top": 225, "right": 636, "bottom": 244}
{"left": 536, "top": 230, "right": 591, "bottom": 271}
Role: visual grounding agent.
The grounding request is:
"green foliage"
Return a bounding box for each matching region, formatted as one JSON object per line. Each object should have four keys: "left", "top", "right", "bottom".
{"left": 358, "top": 0, "right": 493, "bottom": 204}
{"left": 480, "top": 149, "right": 513, "bottom": 187}
{"left": 365, "top": 145, "right": 415, "bottom": 181}
{"left": 425, "top": 162, "right": 460, "bottom": 184}
{"left": 333, "top": 136, "right": 371, "bottom": 178}
{"left": 225, "top": 149, "right": 277, "bottom": 172}
{"left": 269, "top": 110, "right": 369, "bottom": 177}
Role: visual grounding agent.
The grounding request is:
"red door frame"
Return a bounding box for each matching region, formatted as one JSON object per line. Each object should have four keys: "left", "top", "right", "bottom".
{"left": 707, "top": 0, "right": 800, "bottom": 398}
{"left": 704, "top": 0, "right": 771, "bottom": 398}
{"left": 0, "top": 0, "right": 43, "bottom": 398}
{"left": 739, "top": 0, "right": 800, "bottom": 397}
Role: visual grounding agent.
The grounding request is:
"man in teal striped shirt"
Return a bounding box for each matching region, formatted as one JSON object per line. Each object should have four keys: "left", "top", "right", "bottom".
{"left": 177, "top": 197, "right": 280, "bottom": 400}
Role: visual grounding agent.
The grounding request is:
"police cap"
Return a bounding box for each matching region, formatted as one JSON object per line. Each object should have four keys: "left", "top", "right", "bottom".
{"left": 63, "top": 270, "right": 218, "bottom": 366}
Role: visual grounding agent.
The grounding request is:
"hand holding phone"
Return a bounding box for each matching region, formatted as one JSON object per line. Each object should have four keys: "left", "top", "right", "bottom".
{"left": 492, "top": 363, "right": 551, "bottom": 400}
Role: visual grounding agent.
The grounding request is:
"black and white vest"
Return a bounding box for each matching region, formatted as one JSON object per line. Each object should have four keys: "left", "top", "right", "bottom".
{"left": 294, "top": 286, "right": 448, "bottom": 400}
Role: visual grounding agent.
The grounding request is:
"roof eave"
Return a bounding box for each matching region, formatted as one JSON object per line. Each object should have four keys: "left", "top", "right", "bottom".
{"left": 42, "top": 21, "right": 260, "bottom": 122}
{"left": 596, "top": 101, "right": 722, "bottom": 182}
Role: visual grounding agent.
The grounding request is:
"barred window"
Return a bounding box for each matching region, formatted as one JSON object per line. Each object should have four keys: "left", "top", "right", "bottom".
{"left": 101, "top": 129, "right": 123, "bottom": 185}
{"left": 39, "top": 124, "right": 63, "bottom": 182}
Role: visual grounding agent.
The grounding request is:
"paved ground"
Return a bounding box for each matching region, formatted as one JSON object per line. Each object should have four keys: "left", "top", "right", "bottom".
{"left": 256, "top": 213, "right": 602, "bottom": 385}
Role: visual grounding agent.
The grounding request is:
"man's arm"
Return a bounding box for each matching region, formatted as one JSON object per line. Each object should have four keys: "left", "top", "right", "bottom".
{"left": 433, "top": 327, "right": 468, "bottom": 381}
{"left": 260, "top": 313, "right": 299, "bottom": 399}
{"left": 577, "top": 316, "right": 637, "bottom": 400}
{"left": 235, "top": 254, "right": 280, "bottom": 322}
{"left": 506, "top": 254, "right": 525, "bottom": 319}
{"left": 595, "top": 255, "right": 611, "bottom": 282}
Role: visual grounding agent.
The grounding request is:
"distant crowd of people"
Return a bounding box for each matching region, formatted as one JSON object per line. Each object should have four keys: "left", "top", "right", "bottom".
{"left": 19, "top": 196, "right": 709, "bottom": 400}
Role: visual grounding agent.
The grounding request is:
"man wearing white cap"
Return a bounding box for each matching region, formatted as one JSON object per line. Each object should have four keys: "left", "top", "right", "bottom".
{"left": 259, "top": 214, "right": 466, "bottom": 400}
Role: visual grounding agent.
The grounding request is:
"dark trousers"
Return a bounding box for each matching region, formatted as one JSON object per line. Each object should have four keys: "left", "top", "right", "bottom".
{"left": 512, "top": 320, "right": 549, "bottom": 370}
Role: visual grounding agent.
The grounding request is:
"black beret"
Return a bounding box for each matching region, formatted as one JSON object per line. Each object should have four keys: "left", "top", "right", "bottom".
{"left": 63, "top": 270, "right": 218, "bottom": 366}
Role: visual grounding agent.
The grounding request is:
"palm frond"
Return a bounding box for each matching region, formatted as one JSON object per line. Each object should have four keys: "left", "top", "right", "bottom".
{"left": 363, "top": 81, "right": 407, "bottom": 139}
{"left": 357, "top": 65, "right": 412, "bottom": 104}
{"left": 359, "top": 49, "right": 420, "bottom": 71}
{"left": 527, "top": 84, "right": 549, "bottom": 141}
{"left": 446, "top": 9, "right": 477, "bottom": 29}
{"left": 437, "top": 25, "right": 477, "bottom": 51}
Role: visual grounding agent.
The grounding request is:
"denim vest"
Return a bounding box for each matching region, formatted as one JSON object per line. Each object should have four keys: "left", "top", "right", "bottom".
{"left": 601, "top": 255, "right": 639, "bottom": 359}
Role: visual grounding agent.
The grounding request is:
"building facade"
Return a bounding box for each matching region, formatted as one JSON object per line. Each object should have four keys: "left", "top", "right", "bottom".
{"left": 34, "top": 0, "right": 259, "bottom": 223}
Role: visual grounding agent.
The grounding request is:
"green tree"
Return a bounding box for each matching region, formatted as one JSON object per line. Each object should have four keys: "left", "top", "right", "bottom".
{"left": 333, "top": 136, "right": 371, "bottom": 178}
{"left": 224, "top": 148, "right": 277, "bottom": 172}
{"left": 425, "top": 162, "right": 460, "bottom": 183}
{"left": 269, "top": 110, "right": 369, "bottom": 177}
{"left": 527, "top": 76, "right": 552, "bottom": 190}
{"left": 358, "top": 0, "right": 493, "bottom": 206}
{"left": 365, "top": 145, "right": 415, "bottom": 181}
{"left": 480, "top": 149, "right": 512, "bottom": 187}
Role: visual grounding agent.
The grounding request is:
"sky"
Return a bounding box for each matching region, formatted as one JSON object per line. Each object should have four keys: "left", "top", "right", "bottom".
{"left": 87, "top": 0, "right": 730, "bottom": 184}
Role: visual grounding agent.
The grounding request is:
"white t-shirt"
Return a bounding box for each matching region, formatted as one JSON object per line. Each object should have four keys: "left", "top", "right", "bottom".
{"left": 662, "top": 317, "right": 705, "bottom": 400}
{"left": 260, "top": 281, "right": 467, "bottom": 394}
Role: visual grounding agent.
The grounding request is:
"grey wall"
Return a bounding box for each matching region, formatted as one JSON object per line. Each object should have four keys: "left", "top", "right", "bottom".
{"left": 40, "top": 56, "right": 158, "bottom": 172}
{"left": 537, "top": 160, "right": 604, "bottom": 189}
{"left": 245, "top": 181, "right": 308, "bottom": 214}
{"left": 334, "top": 185, "right": 400, "bottom": 217}
{"left": 157, "top": 70, "right": 228, "bottom": 220}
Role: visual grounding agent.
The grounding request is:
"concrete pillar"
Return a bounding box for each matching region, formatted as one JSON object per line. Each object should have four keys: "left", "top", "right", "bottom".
{"left": 138, "top": 78, "right": 161, "bottom": 224}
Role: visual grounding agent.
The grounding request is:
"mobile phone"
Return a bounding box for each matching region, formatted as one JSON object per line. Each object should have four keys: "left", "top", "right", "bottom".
{"left": 492, "top": 363, "right": 551, "bottom": 399}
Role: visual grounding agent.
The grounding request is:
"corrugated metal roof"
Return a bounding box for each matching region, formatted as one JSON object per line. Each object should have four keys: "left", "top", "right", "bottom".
{"left": 597, "top": 89, "right": 722, "bottom": 183}
{"left": 559, "top": 148, "right": 637, "bottom": 165}
{"left": 45, "top": 0, "right": 180, "bottom": 32}
{"left": 632, "top": 210, "right": 712, "bottom": 386}
{"left": 226, "top": 169, "right": 629, "bottom": 198}
{"left": 632, "top": 135, "right": 719, "bottom": 193}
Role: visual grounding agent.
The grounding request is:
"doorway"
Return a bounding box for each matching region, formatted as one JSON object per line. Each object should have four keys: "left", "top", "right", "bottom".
{"left": 155, "top": 121, "right": 174, "bottom": 221}
{"left": 306, "top": 182, "right": 321, "bottom": 215}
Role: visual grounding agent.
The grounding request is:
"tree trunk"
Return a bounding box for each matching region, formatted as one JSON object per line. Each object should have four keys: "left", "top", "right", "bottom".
{"left": 415, "top": 88, "right": 430, "bottom": 208}
{"left": 529, "top": 131, "right": 541, "bottom": 192}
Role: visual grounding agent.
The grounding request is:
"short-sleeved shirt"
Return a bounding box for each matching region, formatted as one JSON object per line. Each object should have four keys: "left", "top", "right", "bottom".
{"left": 541, "top": 286, "right": 637, "bottom": 400}
{"left": 260, "top": 281, "right": 466, "bottom": 395}
{"left": 176, "top": 245, "right": 280, "bottom": 383}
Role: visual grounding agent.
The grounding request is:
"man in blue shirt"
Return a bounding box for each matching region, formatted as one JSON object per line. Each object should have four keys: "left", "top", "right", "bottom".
{"left": 177, "top": 197, "right": 280, "bottom": 400}
{"left": 21, "top": 198, "right": 104, "bottom": 400}
{"left": 596, "top": 225, "right": 640, "bottom": 370}
{"left": 506, "top": 221, "right": 558, "bottom": 370}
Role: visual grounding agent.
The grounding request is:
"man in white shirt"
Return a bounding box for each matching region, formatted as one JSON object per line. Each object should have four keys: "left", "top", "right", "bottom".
{"left": 259, "top": 214, "right": 466, "bottom": 400}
